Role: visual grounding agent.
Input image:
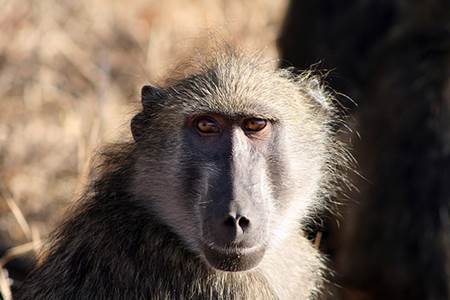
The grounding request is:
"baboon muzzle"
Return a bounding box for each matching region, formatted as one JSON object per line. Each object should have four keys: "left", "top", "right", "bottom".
{"left": 200, "top": 160, "right": 269, "bottom": 272}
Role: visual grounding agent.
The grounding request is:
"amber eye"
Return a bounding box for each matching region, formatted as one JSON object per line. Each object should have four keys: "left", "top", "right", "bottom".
{"left": 195, "top": 117, "right": 221, "bottom": 134}
{"left": 242, "top": 118, "right": 267, "bottom": 132}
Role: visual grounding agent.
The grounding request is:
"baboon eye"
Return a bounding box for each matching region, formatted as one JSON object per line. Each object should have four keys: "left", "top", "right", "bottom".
{"left": 242, "top": 118, "right": 267, "bottom": 132}
{"left": 195, "top": 117, "right": 221, "bottom": 135}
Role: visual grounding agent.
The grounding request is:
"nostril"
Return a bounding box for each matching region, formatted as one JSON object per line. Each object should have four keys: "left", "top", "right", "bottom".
{"left": 237, "top": 215, "right": 250, "bottom": 231}
{"left": 223, "top": 214, "right": 251, "bottom": 231}
{"left": 224, "top": 215, "right": 236, "bottom": 228}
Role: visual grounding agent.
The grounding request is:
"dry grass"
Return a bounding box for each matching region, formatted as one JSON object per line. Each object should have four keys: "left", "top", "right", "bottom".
{"left": 0, "top": 0, "right": 288, "bottom": 296}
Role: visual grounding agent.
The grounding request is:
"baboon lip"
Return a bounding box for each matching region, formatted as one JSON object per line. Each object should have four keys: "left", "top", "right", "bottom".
{"left": 202, "top": 243, "right": 266, "bottom": 272}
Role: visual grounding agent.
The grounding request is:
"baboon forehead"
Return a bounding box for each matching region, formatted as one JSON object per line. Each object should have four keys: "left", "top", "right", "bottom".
{"left": 166, "top": 59, "right": 312, "bottom": 119}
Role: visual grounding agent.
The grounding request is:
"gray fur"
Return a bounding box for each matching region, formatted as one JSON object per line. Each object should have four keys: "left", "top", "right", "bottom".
{"left": 17, "top": 48, "right": 347, "bottom": 300}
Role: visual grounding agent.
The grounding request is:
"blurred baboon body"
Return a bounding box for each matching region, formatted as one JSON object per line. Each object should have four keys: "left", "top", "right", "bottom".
{"left": 279, "top": 1, "right": 450, "bottom": 299}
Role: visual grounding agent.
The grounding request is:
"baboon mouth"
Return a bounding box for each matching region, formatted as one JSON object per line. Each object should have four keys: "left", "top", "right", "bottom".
{"left": 202, "top": 243, "right": 266, "bottom": 272}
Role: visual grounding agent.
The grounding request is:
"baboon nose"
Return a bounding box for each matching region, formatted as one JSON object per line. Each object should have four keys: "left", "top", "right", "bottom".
{"left": 206, "top": 212, "right": 257, "bottom": 248}
{"left": 224, "top": 214, "right": 251, "bottom": 232}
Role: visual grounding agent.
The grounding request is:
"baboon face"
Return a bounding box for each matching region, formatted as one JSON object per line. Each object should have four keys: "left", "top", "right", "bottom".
{"left": 181, "top": 113, "right": 275, "bottom": 271}
{"left": 131, "top": 55, "right": 329, "bottom": 272}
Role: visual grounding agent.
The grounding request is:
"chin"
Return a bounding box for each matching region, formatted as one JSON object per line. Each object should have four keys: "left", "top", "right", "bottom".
{"left": 202, "top": 243, "right": 266, "bottom": 272}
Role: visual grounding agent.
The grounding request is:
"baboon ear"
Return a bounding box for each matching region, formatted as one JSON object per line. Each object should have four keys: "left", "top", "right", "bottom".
{"left": 306, "top": 77, "right": 334, "bottom": 113}
{"left": 131, "top": 112, "right": 145, "bottom": 142}
{"left": 141, "top": 85, "right": 164, "bottom": 109}
{"left": 132, "top": 85, "right": 164, "bottom": 142}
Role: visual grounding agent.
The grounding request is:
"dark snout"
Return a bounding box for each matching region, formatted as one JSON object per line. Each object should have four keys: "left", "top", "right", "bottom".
{"left": 203, "top": 192, "right": 261, "bottom": 249}
{"left": 201, "top": 162, "right": 269, "bottom": 272}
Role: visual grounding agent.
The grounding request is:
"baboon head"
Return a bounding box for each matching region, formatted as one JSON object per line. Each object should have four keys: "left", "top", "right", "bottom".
{"left": 130, "top": 51, "right": 335, "bottom": 272}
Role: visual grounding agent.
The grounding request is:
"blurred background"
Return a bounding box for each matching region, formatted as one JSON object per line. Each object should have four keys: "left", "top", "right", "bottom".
{"left": 0, "top": 0, "right": 449, "bottom": 299}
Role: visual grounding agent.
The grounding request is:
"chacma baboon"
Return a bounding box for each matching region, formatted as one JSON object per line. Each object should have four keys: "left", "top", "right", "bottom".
{"left": 17, "top": 48, "right": 347, "bottom": 299}
{"left": 279, "top": 1, "right": 450, "bottom": 299}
